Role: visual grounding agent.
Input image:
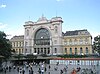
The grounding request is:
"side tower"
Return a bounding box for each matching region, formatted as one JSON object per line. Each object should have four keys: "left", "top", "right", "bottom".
{"left": 50, "top": 17, "right": 63, "bottom": 55}
{"left": 23, "top": 21, "right": 34, "bottom": 55}
{"left": 23, "top": 16, "right": 63, "bottom": 55}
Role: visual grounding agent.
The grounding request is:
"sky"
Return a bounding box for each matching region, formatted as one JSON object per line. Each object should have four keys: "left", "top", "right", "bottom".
{"left": 0, "top": 0, "right": 100, "bottom": 40}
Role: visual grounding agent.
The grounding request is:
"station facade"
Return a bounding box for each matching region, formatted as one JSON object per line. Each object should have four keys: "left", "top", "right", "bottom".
{"left": 10, "top": 16, "right": 93, "bottom": 55}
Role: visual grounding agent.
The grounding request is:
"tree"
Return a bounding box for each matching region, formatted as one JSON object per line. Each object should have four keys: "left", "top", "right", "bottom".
{"left": 93, "top": 35, "right": 100, "bottom": 55}
{"left": 0, "top": 31, "right": 12, "bottom": 59}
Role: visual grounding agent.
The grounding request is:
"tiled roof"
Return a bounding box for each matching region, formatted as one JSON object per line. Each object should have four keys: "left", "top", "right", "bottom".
{"left": 63, "top": 29, "right": 90, "bottom": 36}
{"left": 10, "top": 35, "right": 24, "bottom": 40}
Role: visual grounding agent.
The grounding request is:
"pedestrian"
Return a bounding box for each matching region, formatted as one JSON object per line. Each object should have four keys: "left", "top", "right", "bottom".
{"left": 48, "top": 72, "right": 50, "bottom": 74}
{"left": 9, "top": 66, "right": 11, "bottom": 72}
{"left": 60, "top": 70, "right": 63, "bottom": 74}
{"left": 48, "top": 65, "right": 50, "bottom": 70}
{"left": 22, "top": 68, "right": 25, "bottom": 74}
{"left": 13, "top": 65, "right": 16, "bottom": 69}
{"left": 44, "top": 67, "right": 47, "bottom": 72}
{"left": 71, "top": 69, "right": 76, "bottom": 74}
{"left": 41, "top": 69, "right": 44, "bottom": 74}
{"left": 38, "top": 68, "right": 41, "bottom": 74}
{"left": 4, "top": 67, "right": 6, "bottom": 74}
{"left": 17, "top": 66, "right": 19, "bottom": 72}
{"left": 19, "top": 68, "right": 22, "bottom": 74}
{"left": 29, "top": 67, "right": 33, "bottom": 74}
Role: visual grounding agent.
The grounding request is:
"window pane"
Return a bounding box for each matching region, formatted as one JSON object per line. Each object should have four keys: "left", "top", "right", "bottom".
{"left": 34, "top": 28, "right": 50, "bottom": 45}
{"left": 55, "top": 48, "right": 57, "bottom": 53}
{"left": 80, "top": 47, "right": 83, "bottom": 54}
{"left": 70, "top": 48, "right": 72, "bottom": 54}
{"left": 75, "top": 48, "right": 77, "bottom": 54}
{"left": 86, "top": 47, "right": 88, "bottom": 54}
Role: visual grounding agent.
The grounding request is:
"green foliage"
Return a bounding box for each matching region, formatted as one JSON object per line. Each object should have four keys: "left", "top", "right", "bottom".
{"left": 0, "top": 31, "right": 12, "bottom": 59}
{"left": 93, "top": 35, "right": 100, "bottom": 55}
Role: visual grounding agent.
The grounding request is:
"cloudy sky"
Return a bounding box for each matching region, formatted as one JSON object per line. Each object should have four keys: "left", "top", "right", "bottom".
{"left": 0, "top": 0, "right": 100, "bottom": 39}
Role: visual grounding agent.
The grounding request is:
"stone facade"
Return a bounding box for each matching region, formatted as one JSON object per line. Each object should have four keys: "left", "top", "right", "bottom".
{"left": 10, "top": 35, "right": 24, "bottom": 54}
{"left": 63, "top": 30, "right": 93, "bottom": 55}
{"left": 23, "top": 16, "right": 63, "bottom": 55}
{"left": 10, "top": 16, "right": 93, "bottom": 55}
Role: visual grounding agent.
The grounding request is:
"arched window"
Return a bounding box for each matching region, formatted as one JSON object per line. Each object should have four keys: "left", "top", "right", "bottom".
{"left": 37, "top": 49, "right": 39, "bottom": 54}
{"left": 22, "top": 49, "right": 23, "bottom": 53}
{"left": 19, "top": 49, "right": 21, "bottom": 54}
{"left": 26, "top": 29, "right": 29, "bottom": 36}
{"left": 80, "top": 47, "right": 83, "bottom": 54}
{"left": 55, "top": 48, "right": 57, "bottom": 53}
{"left": 70, "top": 48, "right": 72, "bottom": 54}
{"left": 16, "top": 49, "right": 18, "bottom": 53}
{"left": 19, "top": 42, "right": 21, "bottom": 47}
{"left": 13, "top": 42, "right": 15, "bottom": 47}
{"left": 85, "top": 38, "right": 88, "bottom": 44}
{"left": 64, "top": 41, "right": 67, "bottom": 45}
{"left": 54, "top": 40, "right": 57, "bottom": 44}
{"left": 12, "top": 49, "right": 15, "bottom": 53}
{"left": 65, "top": 48, "right": 67, "bottom": 54}
{"left": 75, "top": 48, "right": 77, "bottom": 54}
{"left": 55, "top": 26, "right": 58, "bottom": 33}
{"left": 74, "top": 39, "right": 77, "bottom": 45}
{"left": 34, "top": 28, "right": 50, "bottom": 45}
{"left": 41, "top": 48, "right": 43, "bottom": 54}
{"left": 69, "top": 39, "right": 72, "bottom": 45}
{"left": 44, "top": 48, "right": 46, "bottom": 54}
{"left": 25, "top": 42, "right": 28, "bottom": 46}
{"left": 79, "top": 38, "right": 83, "bottom": 44}
{"left": 12, "top": 42, "right": 14, "bottom": 47}
{"left": 34, "top": 48, "right": 36, "bottom": 53}
{"left": 25, "top": 49, "right": 27, "bottom": 53}
{"left": 48, "top": 48, "right": 50, "bottom": 54}
{"left": 86, "top": 47, "right": 88, "bottom": 54}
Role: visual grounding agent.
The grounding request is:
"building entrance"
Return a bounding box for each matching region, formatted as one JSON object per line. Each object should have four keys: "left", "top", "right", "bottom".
{"left": 34, "top": 28, "right": 50, "bottom": 55}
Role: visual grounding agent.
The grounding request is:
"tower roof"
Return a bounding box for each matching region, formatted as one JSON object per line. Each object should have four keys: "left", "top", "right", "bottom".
{"left": 63, "top": 29, "right": 91, "bottom": 36}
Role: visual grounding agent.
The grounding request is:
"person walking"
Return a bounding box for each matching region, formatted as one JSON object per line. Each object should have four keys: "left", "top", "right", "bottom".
{"left": 29, "top": 67, "right": 33, "bottom": 74}
{"left": 41, "top": 69, "right": 44, "bottom": 74}
{"left": 44, "top": 67, "right": 47, "bottom": 72}
{"left": 38, "top": 68, "right": 41, "bottom": 74}
{"left": 19, "top": 68, "right": 22, "bottom": 74}
{"left": 48, "top": 65, "right": 50, "bottom": 70}
{"left": 4, "top": 67, "right": 6, "bottom": 74}
{"left": 22, "top": 67, "right": 25, "bottom": 74}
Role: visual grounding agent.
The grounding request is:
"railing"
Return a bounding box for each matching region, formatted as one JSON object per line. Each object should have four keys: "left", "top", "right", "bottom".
{"left": 50, "top": 58, "right": 100, "bottom": 65}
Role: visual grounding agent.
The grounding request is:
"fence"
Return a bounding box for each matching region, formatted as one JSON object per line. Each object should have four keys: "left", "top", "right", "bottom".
{"left": 50, "top": 58, "right": 100, "bottom": 65}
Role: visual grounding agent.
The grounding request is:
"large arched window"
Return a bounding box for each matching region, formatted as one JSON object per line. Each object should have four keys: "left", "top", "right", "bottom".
{"left": 34, "top": 28, "right": 50, "bottom": 45}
